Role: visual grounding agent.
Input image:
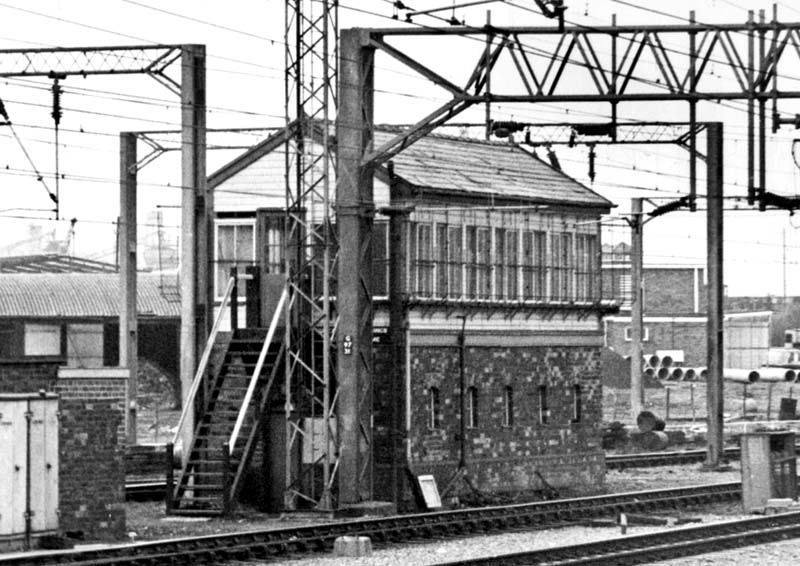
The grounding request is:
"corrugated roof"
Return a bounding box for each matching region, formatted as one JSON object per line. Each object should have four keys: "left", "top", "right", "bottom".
{"left": 376, "top": 130, "right": 612, "bottom": 208}
{"left": 0, "top": 273, "right": 180, "bottom": 319}
{"left": 0, "top": 254, "right": 118, "bottom": 274}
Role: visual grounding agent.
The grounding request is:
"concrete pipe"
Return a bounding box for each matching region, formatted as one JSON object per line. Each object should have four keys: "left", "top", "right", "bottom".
{"left": 758, "top": 367, "right": 796, "bottom": 382}
{"left": 660, "top": 355, "right": 673, "bottom": 369}
{"left": 644, "top": 367, "right": 656, "bottom": 378}
{"left": 696, "top": 367, "right": 708, "bottom": 380}
{"left": 723, "top": 369, "right": 760, "bottom": 383}
{"left": 645, "top": 354, "right": 660, "bottom": 368}
{"left": 657, "top": 367, "right": 670, "bottom": 380}
{"left": 668, "top": 367, "right": 684, "bottom": 381}
{"left": 682, "top": 368, "right": 696, "bottom": 381}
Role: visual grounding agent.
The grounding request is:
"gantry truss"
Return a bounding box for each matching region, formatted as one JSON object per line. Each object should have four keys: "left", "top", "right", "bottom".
{"left": 284, "top": 1, "right": 341, "bottom": 510}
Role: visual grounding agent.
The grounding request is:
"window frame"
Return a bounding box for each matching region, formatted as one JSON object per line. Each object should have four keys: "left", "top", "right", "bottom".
{"left": 624, "top": 326, "right": 650, "bottom": 341}
{"left": 214, "top": 219, "right": 256, "bottom": 300}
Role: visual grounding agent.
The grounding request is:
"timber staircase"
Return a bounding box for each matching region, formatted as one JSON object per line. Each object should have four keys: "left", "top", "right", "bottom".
{"left": 169, "top": 329, "right": 283, "bottom": 515}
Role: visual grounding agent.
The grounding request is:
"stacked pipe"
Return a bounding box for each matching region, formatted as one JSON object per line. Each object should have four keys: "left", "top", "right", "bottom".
{"left": 640, "top": 354, "right": 683, "bottom": 381}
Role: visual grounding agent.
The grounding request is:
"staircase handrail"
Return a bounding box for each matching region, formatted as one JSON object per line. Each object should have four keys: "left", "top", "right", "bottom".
{"left": 172, "top": 275, "right": 237, "bottom": 447}
{"left": 228, "top": 284, "right": 288, "bottom": 456}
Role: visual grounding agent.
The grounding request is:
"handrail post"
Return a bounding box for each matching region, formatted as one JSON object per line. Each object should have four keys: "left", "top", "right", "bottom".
{"left": 172, "top": 276, "right": 236, "bottom": 449}
{"left": 165, "top": 442, "right": 175, "bottom": 513}
{"left": 222, "top": 442, "right": 232, "bottom": 516}
{"left": 228, "top": 286, "right": 287, "bottom": 456}
{"left": 230, "top": 267, "right": 238, "bottom": 332}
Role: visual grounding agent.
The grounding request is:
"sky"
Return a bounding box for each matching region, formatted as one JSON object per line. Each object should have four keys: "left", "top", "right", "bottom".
{"left": 1, "top": 0, "right": 800, "bottom": 296}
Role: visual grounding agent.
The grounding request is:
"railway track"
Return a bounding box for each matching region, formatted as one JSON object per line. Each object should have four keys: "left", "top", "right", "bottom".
{"left": 3, "top": 482, "right": 739, "bottom": 565}
{"left": 605, "top": 447, "right": 742, "bottom": 469}
{"left": 125, "top": 449, "right": 736, "bottom": 501}
{"left": 436, "top": 511, "right": 800, "bottom": 565}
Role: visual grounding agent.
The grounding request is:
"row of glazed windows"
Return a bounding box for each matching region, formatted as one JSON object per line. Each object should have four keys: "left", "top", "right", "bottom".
{"left": 214, "top": 214, "right": 601, "bottom": 304}
{"left": 373, "top": 221, "right": 600, "bottom": 302}
{"left": 427, "top": 384, "right": 582, "bottom": 430}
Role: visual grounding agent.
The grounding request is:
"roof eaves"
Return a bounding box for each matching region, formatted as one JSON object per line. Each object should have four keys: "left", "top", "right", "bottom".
{"left": 208, "top": 121, "right": 298, "bottom": 189}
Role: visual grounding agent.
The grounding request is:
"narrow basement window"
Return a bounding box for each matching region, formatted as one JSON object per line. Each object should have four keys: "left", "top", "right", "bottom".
{"left": 503, "top": 386, "right": 514, "bottom": 427}
{"left": 429, "top": 386, "right": 441, "bottom": 429}
{"left": 467, "top": 386, "right": 478, "bottom": 428}
{"left": 538, "top": 385, "right": 549, "bottom": 424}
{"left": 572, "top": 384, "right": 582, "bottom": 423}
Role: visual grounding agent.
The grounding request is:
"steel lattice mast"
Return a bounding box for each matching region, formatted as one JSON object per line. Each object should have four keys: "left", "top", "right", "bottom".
{"left": 284, "top": 0, "right": 339, "bottom": 510}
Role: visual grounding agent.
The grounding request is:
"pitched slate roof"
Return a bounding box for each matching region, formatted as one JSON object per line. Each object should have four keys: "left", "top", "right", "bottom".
{"left": 0, "top": 273, "right": 180, "bottom": 318}
{"left": 208, "top": 123, "right": 612, "bottom": 209}
{"left": 374, "top": 129, "right": 612, "bottom": 208}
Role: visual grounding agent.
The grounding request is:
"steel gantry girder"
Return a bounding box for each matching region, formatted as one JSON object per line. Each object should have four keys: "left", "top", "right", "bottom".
{"left": 335, "top": 10, "right": 800, "bottom": 479}
{"left": 0, "top": 44, "right": 208, "bottom": 449}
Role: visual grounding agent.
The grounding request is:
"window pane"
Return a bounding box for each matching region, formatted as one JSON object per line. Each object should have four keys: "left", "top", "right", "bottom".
{"left": 218, "top": 225, "right": 235, "bottom": 261}
{"left": 373, "top": 222, "right": 388, "bottom": 296}
{"left": 236, "top": 224, "right": 254, "bottom": 262}
{"left": 506, "top": 231, "right": 518, "bottom": 300}
{"left": 494, "top": 228, "right": 505, "bottom": 300}
{"left": 436, "top": 224, "right": 448, "bottom": 298}
{"left": 466, "top": 226, "right": 477, "bottom": 298}
{"left": 477, "top": 228, "right": 490, "bottom": 299}
{"left": 25, "top": 324, "right": 61, "bottom": 356}
{"left": 447, "top": 227, "right": 462, "bottom": 299}
{"left": 66, "top": 323, "right": 104, "bottom": 368}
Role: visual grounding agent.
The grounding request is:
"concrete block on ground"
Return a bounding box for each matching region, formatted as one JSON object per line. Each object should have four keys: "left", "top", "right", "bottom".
{"left": 334, "top": 536, "right": 372, "bottom": 557}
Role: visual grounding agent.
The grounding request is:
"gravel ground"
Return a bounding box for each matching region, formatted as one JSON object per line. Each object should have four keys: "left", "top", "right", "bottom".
{"left": 120, "top": 463, "right": 795, "bottom": 566}
{"left": 225, "top": 510, "right": 762, "bottom": 566}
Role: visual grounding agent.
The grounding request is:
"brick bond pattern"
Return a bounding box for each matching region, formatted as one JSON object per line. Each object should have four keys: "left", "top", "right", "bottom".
{"left": 374, "top": 344, "right": 605, "bottom": 501}
{"left": 0, "top": 362, "right": 126, "bottom": 540}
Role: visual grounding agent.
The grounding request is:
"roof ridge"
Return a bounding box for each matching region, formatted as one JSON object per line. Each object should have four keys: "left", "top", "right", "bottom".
{"left": 375, "top": 124, "right": 518, "bottom": 148}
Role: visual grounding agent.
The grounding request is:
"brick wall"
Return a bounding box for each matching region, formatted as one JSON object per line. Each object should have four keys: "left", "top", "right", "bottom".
{"left": 54, "top": 372, "right": 127, "bottom": 540}
{"left": 0, "top": 361, "right": 59, "bottom": 393}
{"left": 605, "top": 319, "right": 707, "bottom": 366}
{"left": 644, "top": 269, "right": 707, "bottom": 314}
{"left": 374, "top": 343, "right": 605, "bottom": 501}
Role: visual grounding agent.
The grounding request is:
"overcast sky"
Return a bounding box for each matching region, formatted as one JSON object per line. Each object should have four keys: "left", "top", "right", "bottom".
{"left": 1, "top": 0, "right": 800, "bottom": 296}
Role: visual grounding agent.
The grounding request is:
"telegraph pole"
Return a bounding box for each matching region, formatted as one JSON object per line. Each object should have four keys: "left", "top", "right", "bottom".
{"left": 630, "top": 198, "right": 644, "bottom": 421}
{"left": 706, "top": 123, "right": 724, "bottom": 468}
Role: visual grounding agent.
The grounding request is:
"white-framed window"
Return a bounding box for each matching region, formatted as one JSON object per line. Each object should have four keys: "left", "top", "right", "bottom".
{"left": 24, "top": 323, "right": 61, "bottom": 356}
{"left": 624, "top": 326, "right": 650, "bottom": 341}
{"left": 215, "top": 220, "right": 255, "bottom": 299}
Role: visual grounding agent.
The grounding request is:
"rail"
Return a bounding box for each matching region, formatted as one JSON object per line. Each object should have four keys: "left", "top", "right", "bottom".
{"left": 228, "top": 285, "right": 288, "bottom": 456}
{"left": 1, "top": 481, "right": 741, "bottom": 565}
{"left": 171, "top": 275, "right": 236, "bottom": 449}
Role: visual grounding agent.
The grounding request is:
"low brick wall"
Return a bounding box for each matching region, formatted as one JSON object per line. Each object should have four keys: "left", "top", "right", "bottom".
{"left": 55, "top": 369, "right": 127, "bottom": 540}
